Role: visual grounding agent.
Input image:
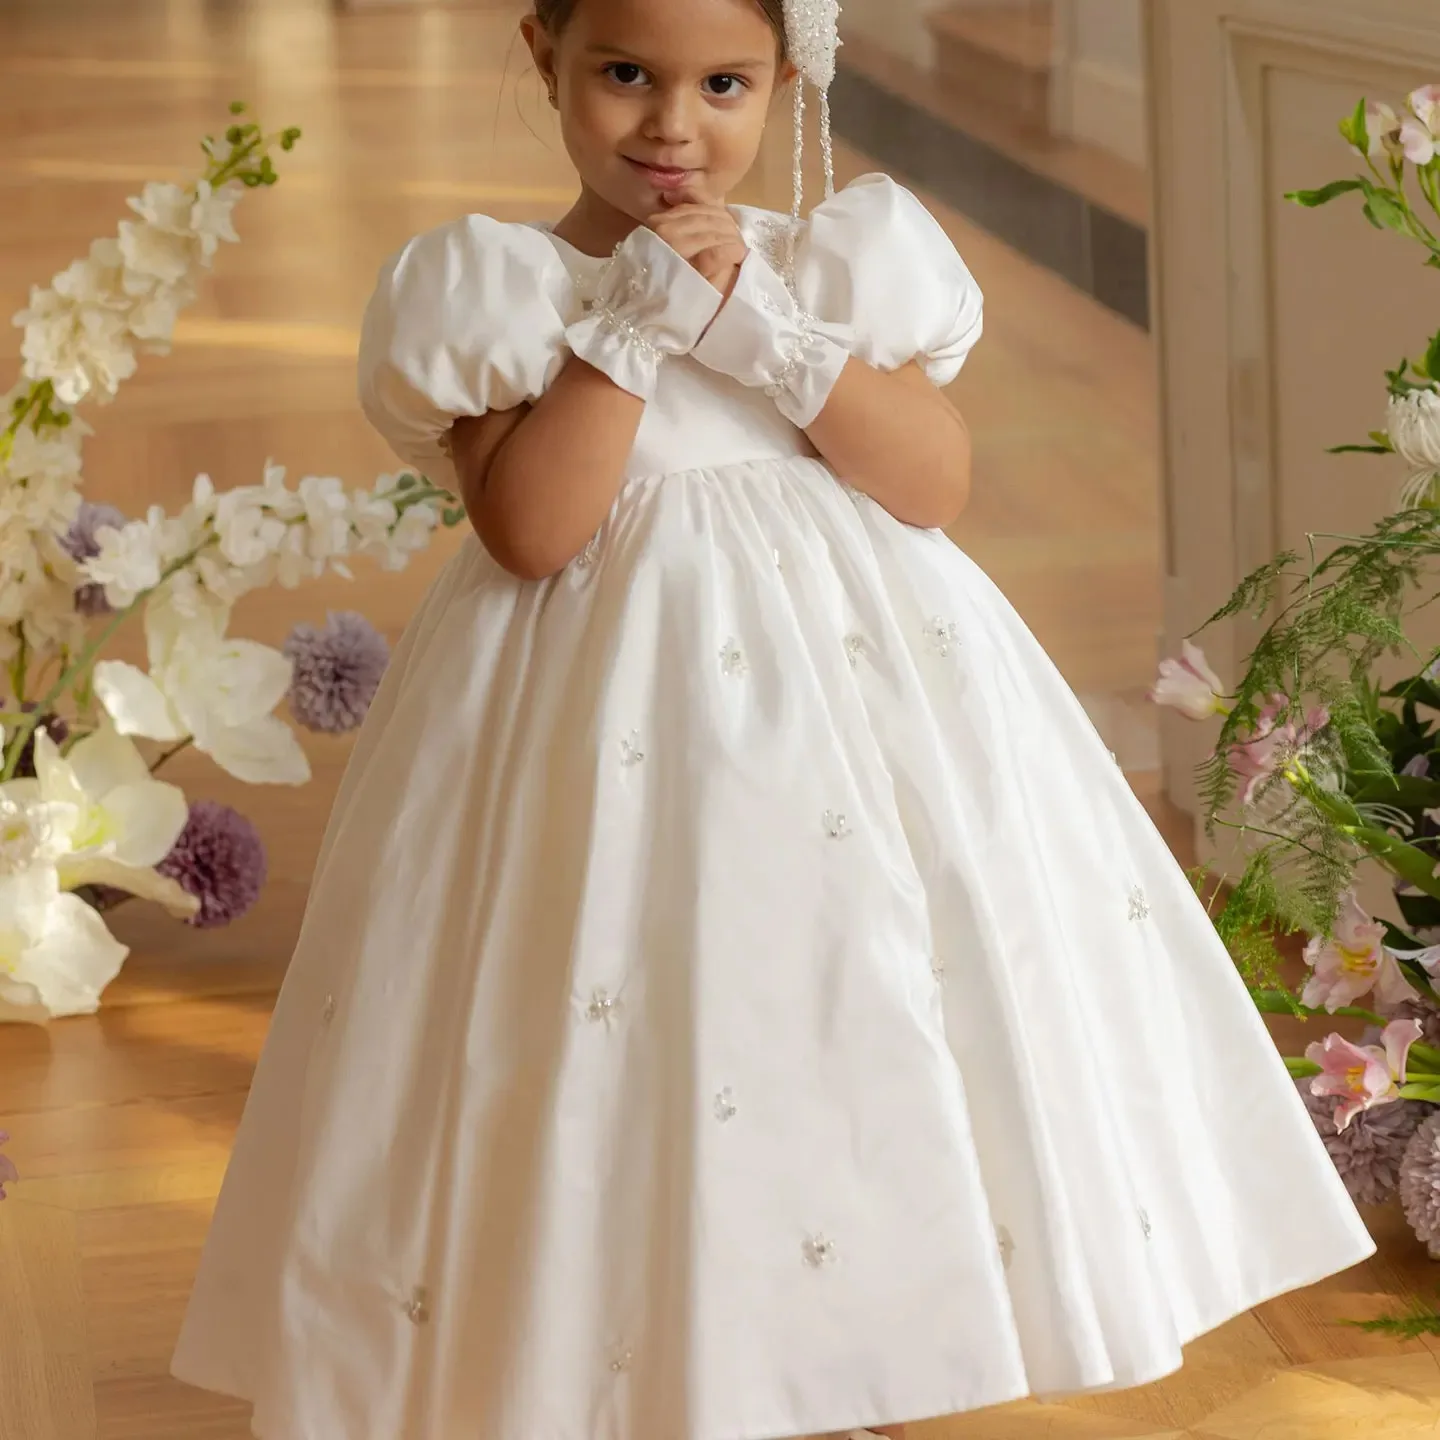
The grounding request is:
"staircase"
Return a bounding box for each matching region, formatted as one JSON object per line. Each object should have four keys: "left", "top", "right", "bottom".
{"left": 926, "top": 2, "right": 1056, "bottom": 135}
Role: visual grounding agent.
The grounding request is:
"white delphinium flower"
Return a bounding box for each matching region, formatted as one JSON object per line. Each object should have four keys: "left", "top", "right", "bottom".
{"left": 84, "top": 508, "right": 168, "bottom": 608}
{"left": 1389, "top": 390, "right": 1440, "bottom": 508}
{"left": 188, "top": 180, "right": 241, "bottom": 262}
{"left": 16, "top": 288, "right": 138, "bottom": 407}
{"left": 382, "top": 502, "right": 440, "bottom": 571}
{"left": 93, "top": 589, "right": 309, "bottom": 785}
{"left": 119, "top": 181, "right": 198, "bottom": 290}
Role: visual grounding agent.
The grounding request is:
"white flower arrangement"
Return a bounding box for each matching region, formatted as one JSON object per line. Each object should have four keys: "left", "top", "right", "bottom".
{"left": 0, "top": 105, "right": 461, "bottom": 1023}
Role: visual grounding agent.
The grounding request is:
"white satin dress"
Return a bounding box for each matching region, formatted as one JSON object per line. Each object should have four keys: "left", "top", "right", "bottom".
{"left": 171, "top": 174, "right": 1375, "bottom": 1440}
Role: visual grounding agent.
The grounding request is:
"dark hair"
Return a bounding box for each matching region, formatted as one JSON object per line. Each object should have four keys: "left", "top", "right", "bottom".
{"left": 533, "top": 0, "right": 789, "bottom": 56}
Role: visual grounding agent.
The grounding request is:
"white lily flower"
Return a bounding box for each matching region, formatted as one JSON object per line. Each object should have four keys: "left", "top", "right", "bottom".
{"left": 0, "top": 865, "right": 129, "bottom": 1023}
{"left": 93, "top": 590, "right": 310, "bottom": 785}
{"left": 3, "top": 727, "right": 195, "bottom": 917}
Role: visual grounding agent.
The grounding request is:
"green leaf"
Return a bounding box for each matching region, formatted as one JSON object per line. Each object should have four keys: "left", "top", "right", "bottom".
{"left": 1327, "top": 443, "right": 1394, "bottom": 455}
{"left": 281, "top": 127, "right": 302, "bottom": 151}
{"left": 1399, "top": 1083, "right": 1440, "bottom": 1103}
{"left": 229, "top": 100, "right": 247, "bottom": 115}
{"left": 1426, "top": 329, "right": 1440, "bottom": 384}
{"left": 1348, "top": 772, "right": 1440, "bottom": 807}
{"left": 1344, "top": 1297, "right": 1440, "bottom": 1338}
{"left": 442, "top": 506, "right": 467, "bottom": 528}
{"left": 1285, "top": 1057, "right": 1322, "bottom": 1079}
{"left": 1339, "top": 98, "right": 1370, "bottom": 154}
{"left": 1286, "top": 178, "right": 1366, "bottom": 208}
{"left": 1363, "top": 187, "right": 1411, "bottom": 234}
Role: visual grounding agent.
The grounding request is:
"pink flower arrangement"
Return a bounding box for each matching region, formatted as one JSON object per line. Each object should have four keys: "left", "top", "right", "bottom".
{"left": 1307, "top": 1018, "right": 1423, "bottom": 1131}
{"left": 1301, "top": 890, "right": 1418, "bottom": 1013}
{"left": 1228, "top": 694, "right": 1330, "bottom": 807}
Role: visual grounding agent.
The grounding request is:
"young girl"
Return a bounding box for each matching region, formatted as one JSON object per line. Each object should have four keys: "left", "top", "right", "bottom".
{"left": 171, "top": 0, "right": 1376, "bottom": 1435}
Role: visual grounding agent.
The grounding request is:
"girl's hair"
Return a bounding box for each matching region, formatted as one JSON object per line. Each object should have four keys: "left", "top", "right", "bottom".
{"left": 533, "top": 0, "right": 789, "bottom": 57}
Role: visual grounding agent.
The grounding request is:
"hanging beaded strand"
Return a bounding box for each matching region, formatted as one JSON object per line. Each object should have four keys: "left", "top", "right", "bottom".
{"left": 783, "top": 0, "right": 842, "bottom": 277}
{"left": 789, "top": 80, "right": 807, "bottom": 279}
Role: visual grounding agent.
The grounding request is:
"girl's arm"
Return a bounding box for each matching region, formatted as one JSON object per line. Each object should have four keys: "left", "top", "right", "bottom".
{"left": 450, "top": 358, "right": 644, "bottom": 581}
{"left": 805, "top": 360, "right": 972, "bottom": 530}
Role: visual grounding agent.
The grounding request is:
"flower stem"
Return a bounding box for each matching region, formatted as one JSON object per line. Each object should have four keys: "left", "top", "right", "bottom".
{"left": 0, "top": 537, "right": 217, "bottom": 782}
{"left": 150, "top": 737, "right": 193, "bottom": 773}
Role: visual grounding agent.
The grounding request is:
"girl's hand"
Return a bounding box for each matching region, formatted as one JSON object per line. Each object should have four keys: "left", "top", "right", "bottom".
{"left": 646, "top": 196, "right": 748, "bottom": 301}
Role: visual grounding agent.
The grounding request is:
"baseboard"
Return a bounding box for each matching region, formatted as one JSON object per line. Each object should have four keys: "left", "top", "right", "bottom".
{"left": 1066, "top": 58, "right": 1148, "bottom": 168}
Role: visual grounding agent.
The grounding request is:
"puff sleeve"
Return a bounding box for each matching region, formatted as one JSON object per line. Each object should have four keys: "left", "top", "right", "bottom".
{"left": 793, "top": 173, "right": 984, "bottom": 387}
{"left": 357, "top": 217, "right": 572, "bottom": 488}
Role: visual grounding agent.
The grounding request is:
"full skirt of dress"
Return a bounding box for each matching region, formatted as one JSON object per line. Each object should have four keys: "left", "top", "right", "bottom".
{"left": 172, "top": 455, "right": 1375, "bottom": 1440}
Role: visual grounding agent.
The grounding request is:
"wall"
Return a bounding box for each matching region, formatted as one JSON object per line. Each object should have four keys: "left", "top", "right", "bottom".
{"left": 1051, "top": 0, "right": 1148, "bottom": 166}
{"left": 840, "top": 0, "right": 955, "bottom": 69}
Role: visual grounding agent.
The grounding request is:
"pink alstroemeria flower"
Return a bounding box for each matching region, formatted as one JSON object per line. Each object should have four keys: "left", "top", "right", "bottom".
{"left": 1301, "top": 890, "right": 1418, "bottom": 1012}
{"left": 0, "top": 1131, "right": 16, "bottom": 1201}
{"left": 1148, "top": 641, "right": 1227, "bottom": 720}
{"left": 1308, "top": 1019, "right": 1422, "bottom": 1132}
{"left": 1403, "top": 84, "right": 1440, "bottom": 165}
{"left": 1227, "top": 694, "right": 1329, "bottom": 806}
{"left": 1365, "top": 99, "right": 1407, "bottom": 160}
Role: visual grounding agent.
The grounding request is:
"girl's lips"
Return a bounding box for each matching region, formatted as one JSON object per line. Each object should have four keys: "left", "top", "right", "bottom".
{"left": 626, "top": 158, "right": 694, "bottom": 191}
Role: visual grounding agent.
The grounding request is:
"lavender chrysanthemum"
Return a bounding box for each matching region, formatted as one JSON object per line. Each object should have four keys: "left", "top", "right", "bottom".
{"left": 1400, "top": 1110, "right": 1440, "bottom": 1256}
{"left": 157, "top": 801, "right": 267, "bottom": 929}
{"left": 12, "top": 705, "right": 69, "bottom": 779}
{"left": 283, "top": 611, "right": 390, "bottom": 734}
{"left": 1295, "top": 1078, "right": 1426, "bottom": 1206}
{"left": 61, "top": 500, "right": 126, "bottom": 615}
{"left": 1389, "top": 997, "right": 1440, "bottom": 1049}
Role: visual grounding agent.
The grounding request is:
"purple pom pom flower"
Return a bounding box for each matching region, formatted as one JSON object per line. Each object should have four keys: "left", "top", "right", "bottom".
{"left": 61, "top": 501, "right": 126, "bottom": 616}
{"left": 157, "top": 801, "right": 267, "bottom": 929}
{"left": 0, "top": 1132, "right": 16, "bottom": 1200}
{"left": 283, "top": 611, "right": 390, "bottom": 734}
{"left": 1296, "top": 1077, "right": 1427, "bottom": 1206}
{"left": 1400, "top": 1110, "right": 1440, "bottom": 1257}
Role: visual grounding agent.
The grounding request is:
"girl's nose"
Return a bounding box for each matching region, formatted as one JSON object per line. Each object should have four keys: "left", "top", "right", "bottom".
{"left": 641, "top": 87, "right": 699, "bottom": 146}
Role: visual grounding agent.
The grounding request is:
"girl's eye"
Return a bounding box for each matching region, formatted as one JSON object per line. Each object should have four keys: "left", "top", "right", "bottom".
{"left": 703, "top": 73, "right": 749, "bottom": 98}
{"left": 604, "top": 62, "right": 648, "bottom": 87}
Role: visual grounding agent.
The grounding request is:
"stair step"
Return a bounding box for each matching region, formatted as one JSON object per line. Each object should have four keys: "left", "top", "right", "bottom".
{"left": 927, "top": 3, "right": 1054, "bottom": 134}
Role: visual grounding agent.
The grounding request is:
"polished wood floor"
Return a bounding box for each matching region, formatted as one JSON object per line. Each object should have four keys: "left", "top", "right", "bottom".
{"left": 2, "top": 2, "right": 1435, "bottom": 1437}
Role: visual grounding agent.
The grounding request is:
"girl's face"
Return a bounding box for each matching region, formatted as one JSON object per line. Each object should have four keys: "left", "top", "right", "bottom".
{"left": 525, "top": 0, "right": 791, "bottom": 217}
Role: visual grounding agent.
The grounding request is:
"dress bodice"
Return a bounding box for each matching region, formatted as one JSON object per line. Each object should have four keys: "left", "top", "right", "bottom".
{"left": 357, "top": 174, "right": 985, "bottom": 492}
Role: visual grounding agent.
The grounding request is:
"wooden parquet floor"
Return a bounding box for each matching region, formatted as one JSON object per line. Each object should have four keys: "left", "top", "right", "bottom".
{"left": 3, "top": 1, "right": 1438, "bottom": 1437}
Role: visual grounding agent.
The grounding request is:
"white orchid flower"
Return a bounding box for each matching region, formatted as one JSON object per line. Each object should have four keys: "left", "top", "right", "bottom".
{"left": 0, "top": 865, "right": 129, "bottom": 1023}
{"left": 2, "top": 727, "right": 195, "bottom": 917}
{"left": 93, "top": 590, "right": 309, "bottom": 785}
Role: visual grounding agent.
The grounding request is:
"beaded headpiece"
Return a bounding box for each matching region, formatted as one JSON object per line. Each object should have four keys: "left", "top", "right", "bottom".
{"left": 783, "top": 0, "right": 842, "bottom": 222}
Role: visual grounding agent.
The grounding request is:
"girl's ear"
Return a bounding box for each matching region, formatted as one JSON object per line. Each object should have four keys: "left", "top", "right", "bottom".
{"left": 521, "top": 13, "right": 559, "bottom": 93}
{"left": 777, "top": 59, "right": 799, "bottom": 88}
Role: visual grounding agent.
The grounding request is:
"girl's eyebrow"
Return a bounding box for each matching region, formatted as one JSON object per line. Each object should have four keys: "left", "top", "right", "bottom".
{"left": 582, "top": 43, "right": 770, "bottom": 70}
